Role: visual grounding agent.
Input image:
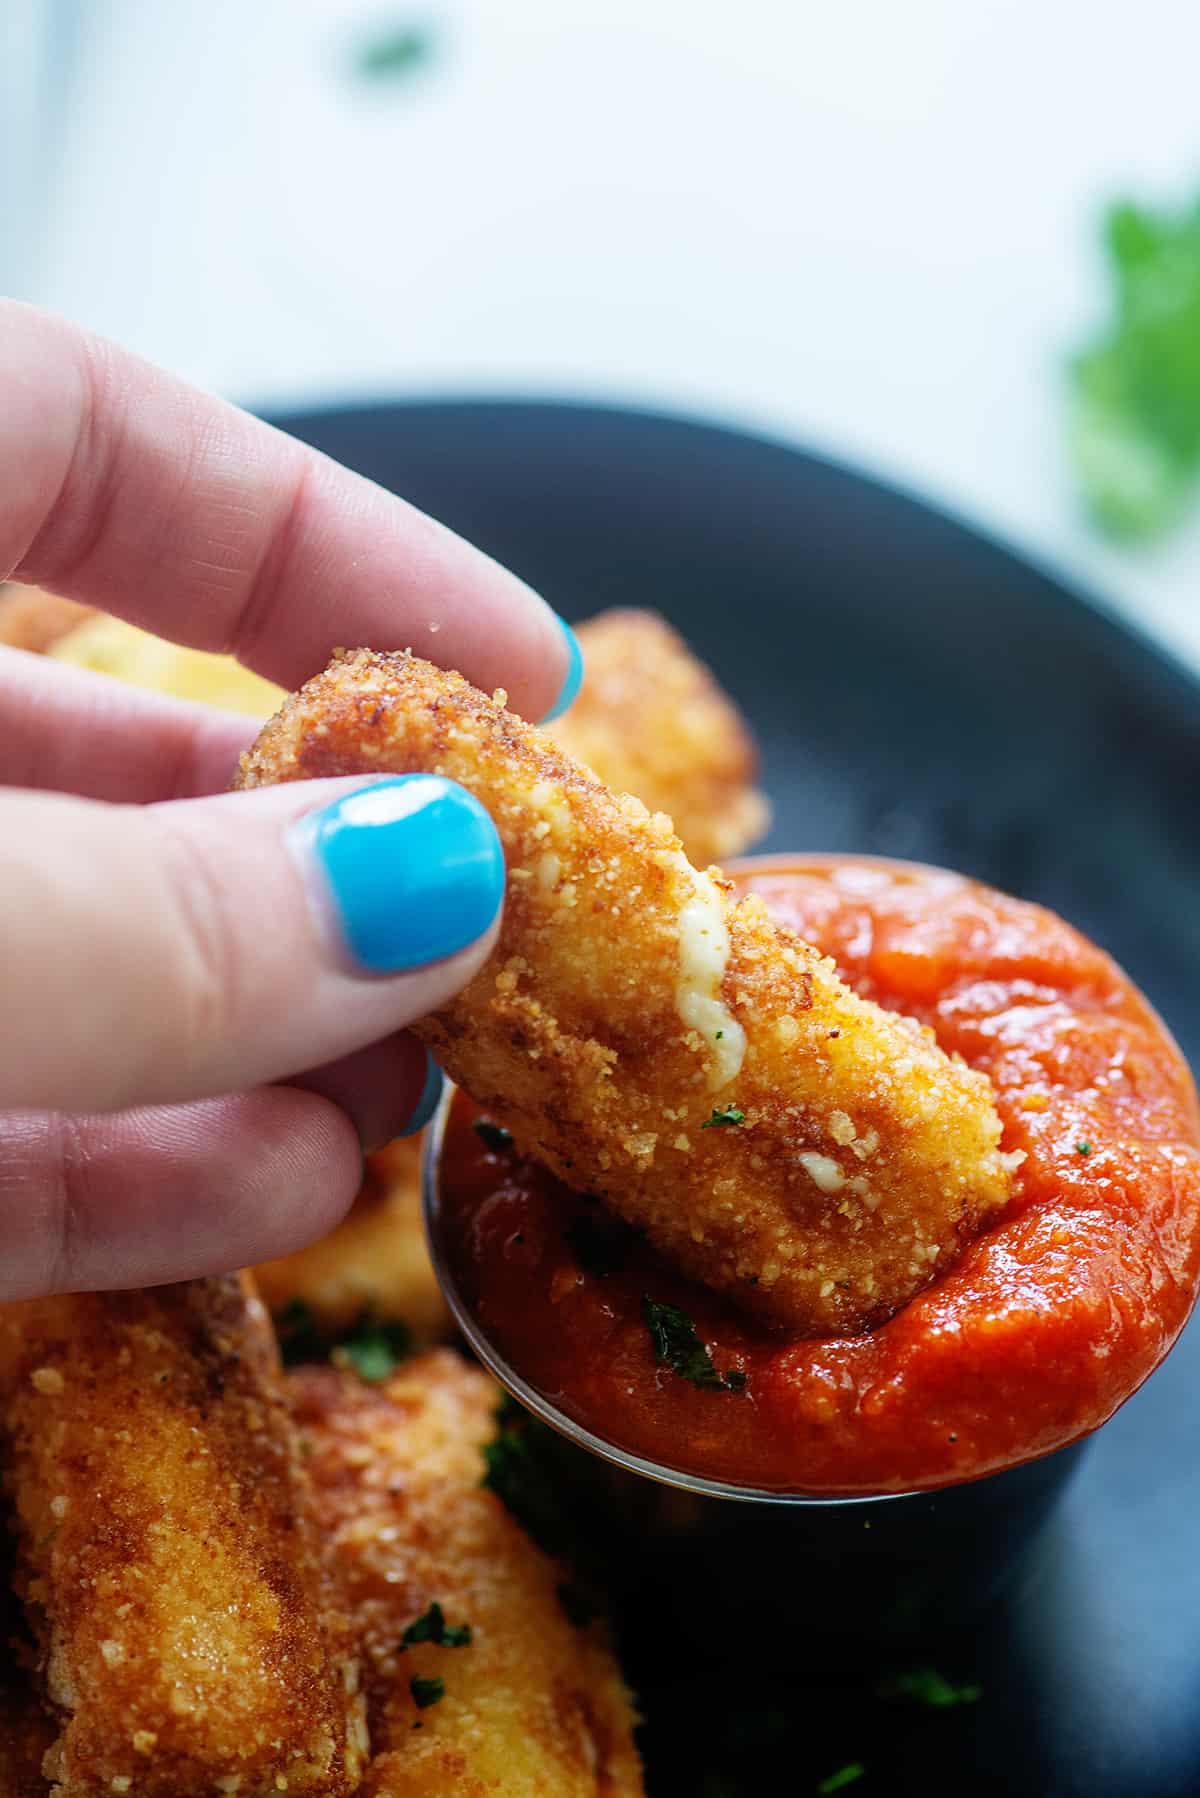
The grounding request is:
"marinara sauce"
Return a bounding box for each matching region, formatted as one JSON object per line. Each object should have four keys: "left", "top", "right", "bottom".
{"left": 436, "top": 857, "right": 1200, "bottom": 1494}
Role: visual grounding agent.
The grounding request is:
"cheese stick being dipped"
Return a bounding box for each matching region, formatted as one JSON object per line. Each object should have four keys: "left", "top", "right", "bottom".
{"left": 238, "top": 651, "right": 1016, "bottom": 1337}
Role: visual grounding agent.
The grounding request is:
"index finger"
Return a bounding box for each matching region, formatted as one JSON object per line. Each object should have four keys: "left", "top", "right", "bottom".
{"left": 0, "top": 301, "right": 576, "bottom": 721}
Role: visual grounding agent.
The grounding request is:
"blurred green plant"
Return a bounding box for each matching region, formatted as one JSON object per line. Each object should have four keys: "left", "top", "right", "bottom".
{"left": 1070, "top": 194, "right": 1200, "bottom": 542}
{"left": 352, "top": 20, "right": 436, "bottom": 83}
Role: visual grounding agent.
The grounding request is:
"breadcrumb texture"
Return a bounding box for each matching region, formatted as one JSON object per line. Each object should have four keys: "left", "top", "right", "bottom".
{"left": 0, "top": 1279, "right": 365, "bottom": 1798}
{"left": 238, "top": 651, "right": 1013, "bottom": 1335}
{"left": 549, "top": 608, "right": 768, "bottom": 866}
{"left": 289, "top": 1351, "right": 644, "bottom": 1798}
{"left": 254, "top": 1138, "right": 451, "bottom": 1345}
{"left": 0, "top": 586, "right": 93, "bottom": 654}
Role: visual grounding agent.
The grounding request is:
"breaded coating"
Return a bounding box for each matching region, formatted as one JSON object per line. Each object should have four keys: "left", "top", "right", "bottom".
{"left": 238, "top": 651, "right": 1014, "bottom": 1336}
{"left": 253, "top": 1138, "right": 451, "bottom": 1346}
{"left": 289, "top": 1351, "right": 644, "bottom": 1798}
{"left": 548, "top": 609, "right": 769, "bottom": 866}
{"left": 0, "top": 1279, "right": 366, "bottom": 1798}
{"left": 0, "top": 585, "right": 93, "bottom": 654}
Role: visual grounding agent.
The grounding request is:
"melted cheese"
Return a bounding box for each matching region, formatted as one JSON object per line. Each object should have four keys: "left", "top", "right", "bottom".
{"left": 675, "top": 874, "right": 746, "bottom": 1090}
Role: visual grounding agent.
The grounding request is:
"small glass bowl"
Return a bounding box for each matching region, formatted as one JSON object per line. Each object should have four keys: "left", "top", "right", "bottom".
{"left": 421, "top": 1091, "right": 1088, "bottom": 1640}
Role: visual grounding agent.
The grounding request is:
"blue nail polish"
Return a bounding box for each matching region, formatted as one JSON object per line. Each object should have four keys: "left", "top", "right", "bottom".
{"left": 399, "top": 1051, "right": 445, "bottom": 1136}
{"left": 299, "top": 775, "right": 504, "bottom": 974}
{"left": 538, "top": 615, "right": 584, "bottom": 724}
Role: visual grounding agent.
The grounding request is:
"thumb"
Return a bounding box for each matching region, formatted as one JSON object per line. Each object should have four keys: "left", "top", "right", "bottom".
{"left": 0, "top": 776, "right": 504, "bottom": 1113}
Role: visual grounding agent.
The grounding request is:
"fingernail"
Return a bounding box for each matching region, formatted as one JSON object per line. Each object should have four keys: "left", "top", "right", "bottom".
{"left": 538, "top": 614, "right": 584, "bottom": 724}
{"left": 399, "top": 1050, "right": 445, "bottom": 1137}
{"left": 296, "top": 775, "right": 504, "bottom": 974}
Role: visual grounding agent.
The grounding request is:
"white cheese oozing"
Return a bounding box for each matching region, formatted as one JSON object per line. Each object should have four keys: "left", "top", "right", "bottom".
{"left": 676, "top": 876, "right": 746, "bottom": 1091}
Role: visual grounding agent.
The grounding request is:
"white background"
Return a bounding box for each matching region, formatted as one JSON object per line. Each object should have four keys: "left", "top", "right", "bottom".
{"left": 5, "top": 0, "right": 1199, "bottom": 670}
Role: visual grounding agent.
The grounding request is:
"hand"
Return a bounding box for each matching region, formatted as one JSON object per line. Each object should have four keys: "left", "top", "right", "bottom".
{"left": 0, "top": 301, "right": 581, "bottom": 1299}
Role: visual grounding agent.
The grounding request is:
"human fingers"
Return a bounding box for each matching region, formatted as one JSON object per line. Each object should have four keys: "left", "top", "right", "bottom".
{"left": 0, "top": 775, "right": 504, "bottom": 1114}
{"left": 0, "top": 301, "right": 580, "bottom": 722}
{"left": 0, "top": 1089, "right": 362, "bottom": 1298}
{"left": 0, "top": 643, "right": 253, "bottom": 800}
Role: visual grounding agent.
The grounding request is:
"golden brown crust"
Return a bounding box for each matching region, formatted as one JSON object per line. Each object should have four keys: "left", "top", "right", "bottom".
{"left": 0, "top": 587, "right": 93, "bottom": 655}
{"left": 252, "top": 1138, "right": 451, "bottom": 1346}
{"left": 289, "top": 1352, "right": 644, "bottom": 1798}
{"left": 549, "top": 609, "right": 769, "bottom": 866}
{"left": 238, "top": 651, "right": 1013, "bottom": 1335}
{"left": 0, "top": 1279, "right": 365, "bottom": 1798}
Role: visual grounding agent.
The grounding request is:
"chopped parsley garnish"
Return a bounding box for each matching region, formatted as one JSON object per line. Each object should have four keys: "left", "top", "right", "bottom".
{"left": 275, "top": 1298, "right": 324, "bottom": 1367}
{"left": 274, "top": 1301, "right": 411, "bottom": 1379}
{"left": 410, "top": 1675, "right": 445, "bottom": 1710}
{"left": 640, "top": 1297, "right": 747, "bottom": 1393}
{"left": 878, "top": 1667, "right": 981, "bottom": 1708}
{"left": 715, "top": 1029, "right": 725, "bottom": 1040}
{"left": 1076, "top": 1140, "right": 1094, "bottom": 1157}
{"left": 354, "top": 22, "right": 435, "bottom": 83}
{"left": 817, "top": 1764, "right": 864, "bottom": 1795}
{"left": 557, "top": 1582, "right": 599, "bottom": 1628}
{"left": 330, "top": 1313, "right": 412, "bottom": 1383}
{"left": 473, "top": 1117, "right": 513, "bottom": 1152}
{"left": 1070, "top": 193, "right": 1200, "bottom": 540}
{"left": 483, "top": 1410, "right": 570, "bottom": 1553}
{"left": 566, "top": 1212, "right": 634, "bottom": 1278}
{"left": 401, "top": 1602, "right": 472, "bottom": 1649}
{"left": 701, "top": 1105, "right": 745, "bottom": 1130}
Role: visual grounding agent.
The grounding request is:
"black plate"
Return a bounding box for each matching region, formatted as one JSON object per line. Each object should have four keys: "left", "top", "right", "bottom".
{"left": 270, "top": 398, "right": 1200, "bottom": 1798}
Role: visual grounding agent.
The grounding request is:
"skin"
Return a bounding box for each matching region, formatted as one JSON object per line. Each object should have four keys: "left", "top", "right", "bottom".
{"left": 239, "top": 650, "right": 1014, "bottom": 1335}
{"left": 0, "top": 300, "right": 569, "bottom": 1297}
{"left": 289, "top": 1352, "right": 644, "bottom": 1798}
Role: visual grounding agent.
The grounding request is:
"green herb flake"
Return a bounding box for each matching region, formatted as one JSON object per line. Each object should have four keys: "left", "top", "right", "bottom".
{"left": 410, "top": 1674, "right": 445, "bottom": 1710}
{"left": 640, "top": 1297, "right": 746, "bottom": 1393}
{"left": 274, "top": 1298, "right": 324, "bottom": 1367}
{"left": 817, "top": 1764, "right": 865, "bottom": 1795}
{"left": 878, "top": 1667, "right": 982, "bottom": 1708}
{"left": 714, "top": 1029, "right": 725, "bottom": 1040}
{"left": 701, "top": 1105, "right": 745, "bottom": 1130}
{"left": 401, "top": 1602, "right": 472, "bottom": 1650}
{"left": 330, "top": 1314, "right": 412, "bottom": 1383}
{"left": 473, "top": 1118, "right": 513, "bottom": 1153}
{"left": 566, "top": 1213, "right": 634, "bottom": 1278}
{"left": 557, "top": 1582, "right": 599, "bottom": 1628}
{"left": 1076, "top": 1140, "right": 1094, "bottom": 1157}
{"left": 354, "top": 22, "right": 435, "bottom": 83}
{"left": 482, "top": 1421, "right": 568, "bottom": 1554}
{"left": 1069, "top": 194, "right": 1200, "bottom": 541}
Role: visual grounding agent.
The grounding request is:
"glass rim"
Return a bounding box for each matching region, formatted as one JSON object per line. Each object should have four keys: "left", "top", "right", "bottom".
{"left": 421, "top": 1085, "right": 919, "bottom": 1511}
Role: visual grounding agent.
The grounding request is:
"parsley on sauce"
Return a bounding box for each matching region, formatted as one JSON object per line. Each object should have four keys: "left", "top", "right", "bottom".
{"left": 640, "top": 1297, "right": 747, "bottom": 1393}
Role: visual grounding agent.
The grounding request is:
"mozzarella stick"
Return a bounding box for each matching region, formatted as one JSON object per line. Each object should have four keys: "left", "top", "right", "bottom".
{"left": 238, "top": 650, "right": 1014, "bottom": 1335}
{"left": 288, "top": 1351, "right": 644, "bottom": 1798}
{"left": 548, "top": 608, "right": 769, "bottom": 866}
{"left": 0, "top": 1278, "right": 366, "bottom": 1798}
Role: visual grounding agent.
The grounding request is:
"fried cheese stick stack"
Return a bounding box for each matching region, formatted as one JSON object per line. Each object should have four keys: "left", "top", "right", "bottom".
{"left": 547, "top": 608, "right": 768, "bottom": 866}
{"left": 288, "top": 1351, "right": 644, "bottom": 1798}
{"left": 0, "top": 1279, "right": 367, "bottom": 1798}
{"left": 239, "top": 651, "right": 1014, "bottom": 1337}
{"left": 253, "top": 1138, "right": 452, "bottom": 1347}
